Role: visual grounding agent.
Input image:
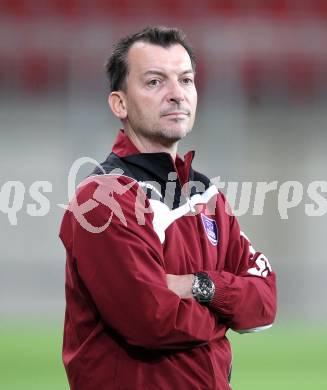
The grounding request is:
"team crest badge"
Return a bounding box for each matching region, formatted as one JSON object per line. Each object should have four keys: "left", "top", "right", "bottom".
{"left": 201, "top": 214, "right": 218, "bottom": 246}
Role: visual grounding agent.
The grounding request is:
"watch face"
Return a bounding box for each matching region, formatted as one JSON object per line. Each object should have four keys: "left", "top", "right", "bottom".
{"left": 193, "top": 273, "right": 215, "bottom": 303}
{"left": 199, "top": 278, "right": 214, "bottom": 298}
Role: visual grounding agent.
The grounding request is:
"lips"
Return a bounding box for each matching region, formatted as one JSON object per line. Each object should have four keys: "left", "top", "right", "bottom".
{"left": 161, "top": 111, "right": 190, "bottom": 117}
{"left": 164, "top": 112, "right": 188, "bottom": 116}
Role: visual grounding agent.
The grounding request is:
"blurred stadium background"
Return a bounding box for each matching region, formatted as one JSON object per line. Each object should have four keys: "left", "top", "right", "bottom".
{"left": 1, "top": 1, "right": 327, "bottom": 388}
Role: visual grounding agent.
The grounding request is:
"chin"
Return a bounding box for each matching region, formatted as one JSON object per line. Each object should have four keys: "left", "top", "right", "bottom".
{"left": 147, "top": 124, "right": 192, "bottom": 145}
{"left": 166, "top": 125, "right": 191, "bottom": 140}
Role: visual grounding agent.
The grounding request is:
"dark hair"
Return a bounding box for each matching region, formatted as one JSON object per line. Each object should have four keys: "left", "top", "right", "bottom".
{"left": 105, "top": 26, "right": 196, "bottom": 92}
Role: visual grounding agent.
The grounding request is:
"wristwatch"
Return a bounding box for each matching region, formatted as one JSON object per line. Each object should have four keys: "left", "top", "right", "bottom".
{"left": 192, "top": 272, "right": 215, "bottom": 304}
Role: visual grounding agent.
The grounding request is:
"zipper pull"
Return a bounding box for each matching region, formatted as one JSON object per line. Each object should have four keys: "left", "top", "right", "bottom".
{"left": 187, "top": 197, "right": 196, "bottom": 213}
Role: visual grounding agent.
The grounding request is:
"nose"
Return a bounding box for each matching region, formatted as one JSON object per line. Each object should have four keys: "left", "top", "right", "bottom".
{"left": 166, "top": 80, "right": 185, "bottom": 104}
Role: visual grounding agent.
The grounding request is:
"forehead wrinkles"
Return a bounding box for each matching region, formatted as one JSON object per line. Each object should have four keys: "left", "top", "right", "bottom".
{"left": 126, "top": 42, "right": 192, "bottom": 78}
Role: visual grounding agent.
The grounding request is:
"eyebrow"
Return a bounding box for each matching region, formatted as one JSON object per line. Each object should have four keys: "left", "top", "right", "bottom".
{"left": 142, "top": 69, "right": 195, "bottom": 77}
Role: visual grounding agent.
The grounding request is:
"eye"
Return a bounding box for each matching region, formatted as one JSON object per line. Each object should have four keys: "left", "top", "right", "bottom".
{"left": 147, "top": 79, "right": 161, "bottom": 87}
{"left": 181, "top": 77, "right": 194, "bottom": 85}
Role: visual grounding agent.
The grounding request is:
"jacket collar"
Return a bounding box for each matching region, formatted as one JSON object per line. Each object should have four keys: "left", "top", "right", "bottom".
{"left": 111, "top": 129, "right": 195, "bottom": 185}
{"left": 112, "top": 129, "right": 140, "bottom": 157}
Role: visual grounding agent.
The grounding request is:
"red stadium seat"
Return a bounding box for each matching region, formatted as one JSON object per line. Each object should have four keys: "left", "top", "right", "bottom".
{"left": 255, "top": 0, "right": 291, "bottom": 18}
{"left": 287, "top": 56, "right": 315, "bottom": 100}
{"left": 21, "top": 52, "right": 49, "bottom": 92}
{"left": 93, "top": 0, "right": 132, "bottom": 18}
{"left": 47, "top": 0, "right": 80, "bottom": 18}
{"left": 242, "top": 59, "right": 264, "bottom": 95}
{"left": 313, "top": 0, "right": 327, "bottom": 20}
{"left": 206, "top": 0, "right": 238, "bottom": 15}
{"left": 1, "top": 0, "right": 28, "bottom": 19}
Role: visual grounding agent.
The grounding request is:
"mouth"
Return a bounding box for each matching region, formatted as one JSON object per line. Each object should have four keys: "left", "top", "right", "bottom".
{"left": 161, "top": 111, "right": 190, "bottom": 117}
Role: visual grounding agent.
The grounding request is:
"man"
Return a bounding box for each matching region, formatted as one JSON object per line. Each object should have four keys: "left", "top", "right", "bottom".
{"left": 60, "top": 26, "right": 277, "bottom": 389}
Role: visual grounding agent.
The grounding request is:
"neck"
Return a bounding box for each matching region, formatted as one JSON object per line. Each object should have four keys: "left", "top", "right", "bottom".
{"left": 124, "top": 128, "right": 178, "bottom": 160}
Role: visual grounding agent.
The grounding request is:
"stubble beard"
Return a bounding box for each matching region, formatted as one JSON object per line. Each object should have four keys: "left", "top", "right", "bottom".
{"left": 137, "top": 120, "right": 193, "bottom": 147}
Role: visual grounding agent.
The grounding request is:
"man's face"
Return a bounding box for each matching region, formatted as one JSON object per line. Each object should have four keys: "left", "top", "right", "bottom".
{"left": 122, "top": 42, "right": 197, "bottom": 145}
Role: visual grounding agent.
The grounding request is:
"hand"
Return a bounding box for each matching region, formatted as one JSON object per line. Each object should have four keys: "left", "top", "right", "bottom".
{"left": 166, "top": 274, "right": 195, "bottom": 299}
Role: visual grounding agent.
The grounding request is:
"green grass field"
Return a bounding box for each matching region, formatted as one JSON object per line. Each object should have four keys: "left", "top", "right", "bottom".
{"left": 1, "top": 321, "right": 326, "bottom": 389}
{"left": 228, "top": 324, "right": 327, "bottom": 389}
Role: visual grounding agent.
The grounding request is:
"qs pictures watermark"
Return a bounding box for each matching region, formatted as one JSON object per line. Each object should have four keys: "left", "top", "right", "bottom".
{"left": 1, "top": 157, "right": 326, "bottom": 227}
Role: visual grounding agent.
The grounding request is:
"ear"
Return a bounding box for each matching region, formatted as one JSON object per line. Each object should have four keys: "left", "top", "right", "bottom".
{"left": 108, "top": 91, "right": 127, "bottom": 120}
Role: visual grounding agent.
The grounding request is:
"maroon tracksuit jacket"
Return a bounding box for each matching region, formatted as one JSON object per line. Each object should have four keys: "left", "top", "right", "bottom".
{"left": 60, "top": 130, "right": 277, "bottom": 389}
